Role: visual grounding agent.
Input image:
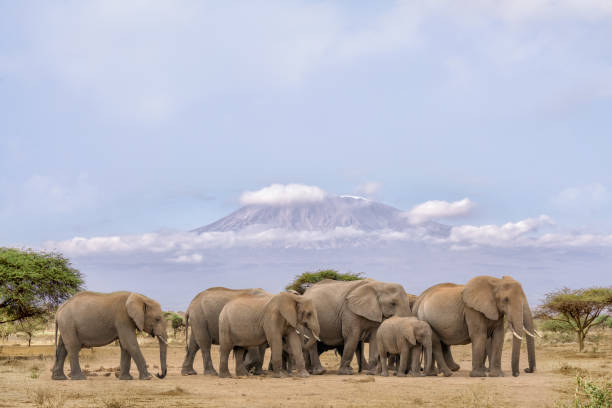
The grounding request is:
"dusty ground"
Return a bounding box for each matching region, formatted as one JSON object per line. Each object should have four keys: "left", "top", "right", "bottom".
{"left": 1, "top": 331, "right": 610, "bottom": 408}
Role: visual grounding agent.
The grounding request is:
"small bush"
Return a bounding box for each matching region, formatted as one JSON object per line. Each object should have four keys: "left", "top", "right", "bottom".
{"left": 101, "top": 398, "right": 134, "bottom": 408}
{"left": 569, "top": 376, "right": 612, "bottom": 408}
{"left": 30, "top": 366, "right": 40, "bottom": 379}
{"left": 285, "top": 269, "right": 364, "bottom": 294}
{"left": 29, "top": 387, "right": 66, "bottom": 408}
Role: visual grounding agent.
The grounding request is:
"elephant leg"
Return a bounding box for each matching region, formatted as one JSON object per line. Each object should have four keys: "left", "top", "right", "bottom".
{"left": 367, "top": 335, "right": 379, "bottom": 373}
{"left": 180, "top": 331, "right": 200, "bottom": 376}
{"left": 308, "top": 345, "right": 326, "bottom": 375}
{"left": 355, "top": 341, "right": 363, "bottom": 373}
{"left": 253, "top": 344, "right": 266, "bottom": 375}
{"left": 399, "top": 345, "right": 411, "bottom": 377}
{"left": 234, "top": 347, "right": 249, "bottom": 377}
{"left": 338, "top": 331, "right": 360, "bottom": 375}
{"left": 469, "top": 336, "right": 487, "bottom": 377}
{"left": 67, "top": 345, "right": 85, "bottom": 380}
{"left": 378, "top": 348, "right": 389, "bottom": 377}
{"left": 286, "top": 330, "right": 308, "bottom": 378}
{"left": 488, "top": 323, "right": 505, "bottom": 377}
{"left": 60, "top": 331, "right": 85, "bottom": 380}
{"left": 269, "top": 335, "right": 287, "bottom": 378}
{"left": 51, "top": 336, "right": 68, "bottom": 380}
{"left": 442, "top": 343, "right": 460, "bottom": 371}
{"left": 244, "top": 346, "right": 264, "bottom": 375}
{"left": 193, "top": 323, "right": 217, "bottom": 376}
{"left": 409, "top": 345, "right": 422, "bottom": 376}
{"left": 118, "top": 343, "right": 133, "bottom": 380}
{"left": 118, "top": 332, "right": 151, "bottom": 380}
{"left": 484, "top": 337, "right": 492, "bottom": 372}
{"left": 218, "top": 340, "right": 232, "bottom": 378}
{"left": 429, "top": 333, "right": 452, "bottom": 377}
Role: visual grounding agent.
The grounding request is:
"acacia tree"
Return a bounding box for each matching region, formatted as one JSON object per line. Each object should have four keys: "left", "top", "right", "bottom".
{"left": 537, "top": 287, "right": 612, "bottom": 351}
{"left": 285, "top": 269, "right": 364, "bottom": 294}
{"left": 163, "top": 312, "right": 185, "bottom": 337}
{"left": 0, "top": 248, "right": 83, "bottom": 324}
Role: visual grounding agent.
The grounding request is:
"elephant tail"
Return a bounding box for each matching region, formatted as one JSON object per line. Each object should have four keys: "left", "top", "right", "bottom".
{"left": 54, "top": 319, "right": 58, "bottom": 347}
{"left": 184, "top": 312, "right": 189, "bottom": 352}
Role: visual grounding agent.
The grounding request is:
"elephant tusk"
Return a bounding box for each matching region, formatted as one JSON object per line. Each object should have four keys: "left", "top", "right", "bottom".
{"left": 534, "top": 329, "right": 543, "bottom": 338}
{"left": 314, "top": 334, "right": 320, "bottom": 341}
{"left": 524, "top": 330, "right": 535, "bottom": 338}
{"left": 511, "top": 328, "right": 522, "bottom": 340}
{"left": 302, "top": 334, "right": 310, "bottom": 340}
{"left": 157, "top": 335, "right": 168, "bottom": 345}
{"left": 295, "top": 329, "right": 300, "bottom": 335}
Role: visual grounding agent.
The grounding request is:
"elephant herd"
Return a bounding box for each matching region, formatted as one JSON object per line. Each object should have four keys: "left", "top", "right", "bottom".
{"left": 51, "top": 275, "right": 538, "bottom": 381}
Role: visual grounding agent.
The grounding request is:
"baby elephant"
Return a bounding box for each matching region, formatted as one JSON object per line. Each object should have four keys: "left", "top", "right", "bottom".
{"left": 376, "top": 316, "right": 433, "bottom": 377}
{"left": 52, "top": 291, "right": 168, "bottom": 380}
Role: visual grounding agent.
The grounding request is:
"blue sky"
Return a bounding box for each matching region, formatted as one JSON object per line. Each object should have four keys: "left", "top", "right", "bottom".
{"left": 1, "top": 1, "right": 611, "bottom": 306}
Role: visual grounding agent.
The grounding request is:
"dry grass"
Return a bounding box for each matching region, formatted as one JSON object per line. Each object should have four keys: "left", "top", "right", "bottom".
{"left": 0, "top": 330, "right": 610, "bottom": 407}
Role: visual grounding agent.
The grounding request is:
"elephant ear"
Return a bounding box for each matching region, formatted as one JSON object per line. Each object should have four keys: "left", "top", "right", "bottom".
{"left": 462, "top": 276, "right": 499, "bottom": 321}
{"left": 279, "top": 293, "right": 298, "bottom": 328}
{"left": 401, "top": 324, "right": 417, "bottom": 346}
{"left": 126, "top": 293, "right": 146, "bottom": 331}
{"left": 347, "top": 283, "right": 382, "bottom": 322}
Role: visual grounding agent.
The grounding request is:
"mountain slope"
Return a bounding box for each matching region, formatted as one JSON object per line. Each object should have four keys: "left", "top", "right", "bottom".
{"left": 192, "top": 196, "right": 449, "bottom": 236}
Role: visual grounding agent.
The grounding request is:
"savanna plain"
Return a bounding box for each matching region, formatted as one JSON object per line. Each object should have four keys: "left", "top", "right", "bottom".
{"left": 1, "top": 329, "right": 610, "bottom": 408}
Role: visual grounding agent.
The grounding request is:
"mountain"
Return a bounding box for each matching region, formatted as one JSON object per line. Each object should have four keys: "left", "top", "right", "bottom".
{"left": 192, "top": 195, "right": 449, "bottom": 236}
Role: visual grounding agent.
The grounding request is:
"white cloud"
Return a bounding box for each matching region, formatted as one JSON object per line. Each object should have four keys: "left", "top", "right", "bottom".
{"left": 355, "top": 182, "right": 382, "bottom": 197}
{"left": 240, "top": 184, "right": 327, "bottom": 206}
{"left": 405, "top": 198, "right": 476, "bottom": 224}
{"left": 42, "top": 212, "right": 612, "bottom": 259}
{"left": 553, "top": 183, "right": 610, "bottom": 211}
{"left": 168, "top": 253, "right": 203, "bottom": 264}
{"left": 445, "top": 215, "right": 554, "bottom": 248}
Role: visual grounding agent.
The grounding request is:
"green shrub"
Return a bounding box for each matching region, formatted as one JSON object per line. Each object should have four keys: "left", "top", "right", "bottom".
{"left": 570, "top": 376, "right": 612, "bottom": 408}
{"left": 285, "top": 269, "right": 364, "bottom": 294}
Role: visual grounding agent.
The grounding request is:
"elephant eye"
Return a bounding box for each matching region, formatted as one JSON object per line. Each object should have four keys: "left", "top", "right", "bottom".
{"left": 156, "top": 317, "right": 161, "bottom": 322}
{"left": 504, "top": 297, "right": 509, "bottom": 303}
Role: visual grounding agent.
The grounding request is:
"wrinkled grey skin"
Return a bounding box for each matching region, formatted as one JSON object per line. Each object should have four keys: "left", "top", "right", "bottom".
{"left": 52, "top": 291, "right": 168, "bottom": 381}
{"left": 414, "top": 276, "right": 536, "bottom": 377}
{"left": 219, "top": 292, "right": 320, "bottom": 378}
{"left": 302, "top": 279, "right": 412, "bottom": 375}
{"left": 181, "top": 287, "right": 269, "bottom": 376}
{"left": 375, "top": 316, "right": 433, "bottom": 377}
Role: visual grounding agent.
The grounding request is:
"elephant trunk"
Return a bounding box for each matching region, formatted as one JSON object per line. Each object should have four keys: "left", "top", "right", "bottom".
{"left": 523, "top": 303, "right": 536, "bottom": 373}
{"left": 509, "top": 303, "right": 524, "bottom": 377}
{"left": 301, "top": 326, "right": 318, "bottom": 350}
{"left": 156, "top": 336, "right": 168, "bottom": 379}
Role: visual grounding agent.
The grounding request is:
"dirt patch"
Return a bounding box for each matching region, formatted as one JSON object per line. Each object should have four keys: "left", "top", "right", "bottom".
{"left": 1, "top": 331, "right": 610, "bottom": 407}
{"left": 158, "top": 386, "right": 190, "bottom": 396}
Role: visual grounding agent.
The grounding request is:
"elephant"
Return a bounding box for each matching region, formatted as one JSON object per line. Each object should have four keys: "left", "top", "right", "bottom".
{"left": 51, "top": 291, "right": 168, "bottom": 381}
{"left": 302, "top": 278, "right": 412, "bottom": 375}
{"left": 414, "top": 276, "right": 537, "bottom": 377}
{"left": 218, "top": 291, "right": 320, "bottom": 378}
{"left": 375, "top": 316, "right": 433, "bottom": 377}
{"left": 181, "top": 287, "right": 269, "bottom": 376}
